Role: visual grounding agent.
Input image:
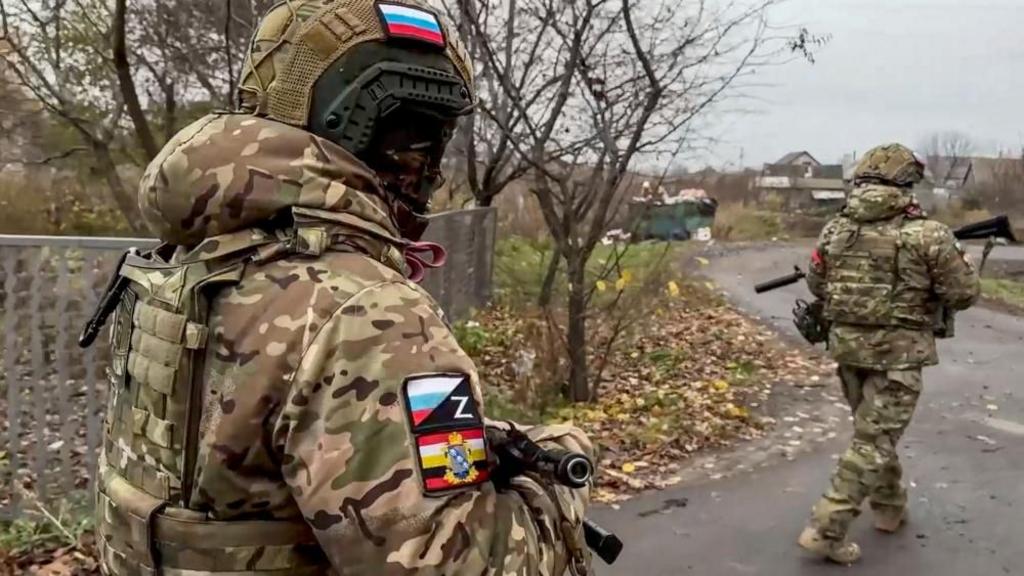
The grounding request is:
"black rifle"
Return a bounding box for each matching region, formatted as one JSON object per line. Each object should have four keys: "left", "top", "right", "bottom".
{"left": 935, "top": 216, "right": 1016, "bottom": 337}
{"left": 79, "top": 248, "right": 137, "bottom": 349}
{"left": 754, "top": 265, "right": 806, "bottom": 294}
{"left": 953, "top": 215, "right": 1017, "bottom": 244}
{"left": 753, "top": 215, "right": 1018, "bottom": 295}
{"left": 486, "top": 426, "right": 624, "bottom": 566}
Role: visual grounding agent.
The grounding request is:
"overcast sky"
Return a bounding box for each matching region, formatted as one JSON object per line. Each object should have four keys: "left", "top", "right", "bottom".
{"left": 700, "top": 0, "right": 1024, "bottom": 169}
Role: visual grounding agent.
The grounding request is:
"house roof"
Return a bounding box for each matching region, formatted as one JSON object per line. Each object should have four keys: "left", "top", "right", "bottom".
{"left": 970, "top": 156, "right": 1024, "bottom": 186}
{"left": 924, "top": 156, "right": 973, "bottom": 186}
{"left": 776, "top": 151, "right": 821, "bottom": 166}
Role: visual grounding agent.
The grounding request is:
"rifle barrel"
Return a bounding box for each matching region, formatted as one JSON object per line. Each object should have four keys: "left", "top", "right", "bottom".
{"left": 584, "top": 519, "right": 624, "bottom": 565}
{"left": 754, "top": 266, "right": 806, "bottom": 294}
{"left": 489, "top": 427, "right": 622, "bottom": 564}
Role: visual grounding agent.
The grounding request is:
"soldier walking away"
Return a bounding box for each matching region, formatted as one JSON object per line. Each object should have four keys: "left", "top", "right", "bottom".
{"left": 83, "top": 2, "right": 593, "bottom": 574}
{"left": 796, "top": 143, "right": 981, "bottom": 564}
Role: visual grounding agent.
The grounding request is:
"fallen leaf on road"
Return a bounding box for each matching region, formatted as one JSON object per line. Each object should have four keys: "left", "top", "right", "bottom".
{"left": 972, "top": 435, "right": 998, "bottom": 446}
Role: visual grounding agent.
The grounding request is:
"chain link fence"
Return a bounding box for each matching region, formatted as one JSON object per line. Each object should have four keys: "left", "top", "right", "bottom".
{"left": 0, "top": 207, "right": 495, "bottom": 519}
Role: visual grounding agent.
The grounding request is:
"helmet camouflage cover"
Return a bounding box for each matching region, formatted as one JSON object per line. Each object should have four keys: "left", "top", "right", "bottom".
{"left": 853, "top": 143, "right": 926, "bottom": 188}
{"left": 238, "top": 0, "right": 474, "bottom": 157}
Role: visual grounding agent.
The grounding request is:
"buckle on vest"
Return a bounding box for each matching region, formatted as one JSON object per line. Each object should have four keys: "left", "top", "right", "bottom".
{"left": 251, "top": 226, "right": 329, "bottom": 264}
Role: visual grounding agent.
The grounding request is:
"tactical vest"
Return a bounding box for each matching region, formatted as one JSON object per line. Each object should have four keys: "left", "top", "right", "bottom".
{"left": 93, "top": 247, "right": 330, "bottom": 576}
{"left": 824, "top": 216, "right": 933, "bottom": 330}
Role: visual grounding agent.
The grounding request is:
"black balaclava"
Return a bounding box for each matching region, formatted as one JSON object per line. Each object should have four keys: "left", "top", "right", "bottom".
{"left": 359, "top": 106, "right": 457, "bottom": 240}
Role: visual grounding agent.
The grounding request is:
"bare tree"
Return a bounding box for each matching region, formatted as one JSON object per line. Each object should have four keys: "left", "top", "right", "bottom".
{"left": 0, "top": 38, "right": 47, "bottom": 164}
{"left": 457, "top": 0, "right": 794, "bottom": 401}
{"left": 0, "top": 0, "right": 270, "bottom": 229}
{"left": 920, "top": 130, "right": 975, "bottom": 160}
{"left": 919, "top": 130, "right": 976, "bottom": 187}
{"left": 114, "top": 0, "right": 159, "bottom": 160}
{"left": 441, "top": 0, "right": 535, "bottom": 208}
{"left": 974, "top": 152, "right": 1024, "bottom": 215}
{"left": 0, "top": 0, "right": 144, "bottom": 228}
{"left": 114, "top": 0, "right": 271, "bottom": 160}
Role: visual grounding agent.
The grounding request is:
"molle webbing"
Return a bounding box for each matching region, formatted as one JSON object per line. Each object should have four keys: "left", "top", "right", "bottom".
{"left": 97, "top": 252, "right": 329, "bottom": 574}
{"left": 104, "top": 256, "right": 245, "bottom": 505}
{"left": 824, "top": 219, "right": 931, "bottom": 329}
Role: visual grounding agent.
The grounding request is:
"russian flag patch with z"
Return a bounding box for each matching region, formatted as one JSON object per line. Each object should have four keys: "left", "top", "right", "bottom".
{"left": 403, "top": 373, "right": 489, "bottom": 492}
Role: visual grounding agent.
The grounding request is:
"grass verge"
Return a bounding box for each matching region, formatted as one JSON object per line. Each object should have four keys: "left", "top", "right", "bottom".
{"left": 0, "top": 491, "right": 97, "bottom": 574}
{"left": 982, "top": 278, "right": 1024, "bottom": 314}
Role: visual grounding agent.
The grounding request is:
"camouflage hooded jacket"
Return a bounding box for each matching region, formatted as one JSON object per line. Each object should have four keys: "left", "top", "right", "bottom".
{"left": 132, "top": 112, "right": 593, "bottom": 575}
{"left": 806, "top": 184, "right": 980, "bottom": 370}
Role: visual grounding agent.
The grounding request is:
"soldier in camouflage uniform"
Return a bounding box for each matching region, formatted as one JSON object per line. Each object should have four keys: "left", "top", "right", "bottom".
{"left": 89, "top": 2, "right": 593, "bottom": 575}
{"left": 796, "top": 143, "right": 981, "bottom": 564}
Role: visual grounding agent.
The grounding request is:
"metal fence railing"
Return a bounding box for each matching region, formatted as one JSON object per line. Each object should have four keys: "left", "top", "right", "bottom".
{"left": 0, "top": 207, "right": 495, "bottom": 519}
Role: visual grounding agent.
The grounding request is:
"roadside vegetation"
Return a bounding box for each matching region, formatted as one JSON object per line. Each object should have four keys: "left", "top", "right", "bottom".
{"left": 455, "top": 237, "right": 832, "bottom": 502}
{"left": 710, "top": 203, "right": 829, "bottom": 242}
{"left": 0, "top": 173, "right": 134, "bottom": 237}
{"left": 981, "top": 278, "right": 1024, "bottom": 314}
{"left": 0, "top": 0, "right": 824, "bottom": 570}
{"left": 0, "top": 489, "right": 96, "bottom": 575}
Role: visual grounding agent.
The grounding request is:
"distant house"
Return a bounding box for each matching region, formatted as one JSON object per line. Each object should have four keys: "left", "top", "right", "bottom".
{"left": 775, "top": 151, "right": 820, "bottom": 167}
{"left": 963, "top": 156, "right": 1024, "bottom": 211}
{"left": 925, "top": 156, "right": 974, "bottom": 195}
{"left": 963, "top": 156, "right": 1024, "bottom": 190}
{"left": 915, "top": 155, "right": 991, "bottom": 210}
{"left": 755, "top": 151, "right": 846, "bottom": 212}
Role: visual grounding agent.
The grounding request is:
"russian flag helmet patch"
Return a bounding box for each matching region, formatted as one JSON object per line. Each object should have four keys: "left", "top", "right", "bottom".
{"left": 376, "top": 2, "right": 446, "bottom": 47}
{"left": 403, "top": 374, "right": 489, "bottom": 493}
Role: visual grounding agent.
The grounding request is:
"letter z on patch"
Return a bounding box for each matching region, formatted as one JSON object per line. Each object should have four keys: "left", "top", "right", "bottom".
{"left": 403, "top": 373, "right": 489, "bottom": 493}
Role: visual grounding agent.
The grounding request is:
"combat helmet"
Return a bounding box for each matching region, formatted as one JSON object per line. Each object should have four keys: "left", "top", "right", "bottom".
{"left": 238, "top": 1, "right": 474, "bottom": 212}
{"left": 853, "top": 143, "right": 926, "bottom": 188}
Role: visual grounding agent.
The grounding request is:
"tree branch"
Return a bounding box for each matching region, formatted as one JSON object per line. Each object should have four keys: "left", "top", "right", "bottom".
{"left": 28, "top": 146, "right": 90, "bottom": 165}
{"left": 113, "top": 0, "right": 159, "bottom": 160}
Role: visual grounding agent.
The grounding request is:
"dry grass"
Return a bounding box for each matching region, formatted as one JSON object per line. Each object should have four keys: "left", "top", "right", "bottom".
{"left": 0, "top": 170, "right": 133, "bottom": 236}
{"left": 712, "top": 203, "right": 784, "bottom": 241}
{"left": 930, "top": 204, "right": 995, "bottom": 231}
{"left": 982, "top": 278, "right": 1024, "bottom": 313}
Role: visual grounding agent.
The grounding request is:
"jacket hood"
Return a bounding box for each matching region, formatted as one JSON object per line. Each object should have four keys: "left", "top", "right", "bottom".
{"left": 139, "top": 113, "right": 401, "bottom": 246}
{"left": 844, "top": 184, "right": 912, "bottom": 222}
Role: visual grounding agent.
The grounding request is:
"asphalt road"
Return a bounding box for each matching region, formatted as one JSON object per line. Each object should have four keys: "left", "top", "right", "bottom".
{"left": 590, "top": 244, "right": 1024, "bottom": 576}
{"left": 966, "top": 244, "right": 1024, "bottom": 262}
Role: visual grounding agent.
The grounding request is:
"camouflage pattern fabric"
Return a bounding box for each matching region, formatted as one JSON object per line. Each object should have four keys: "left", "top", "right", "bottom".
{"left": 807, "top": 184, "right": 981, "bottom": 370}
{"left": 139, "top": 112, "right": 403, "bottom": 249}
{"left": 809, "top": 367, "right": 921, "bottom": 540}
{"left": 852, "top": 143, "right": 925, "bottom": 188}
{"left": 98, "top": 111, "right": 593, "bottom": 575}
{"left": 803, "top": 181, "right": 979, "bottom": 547}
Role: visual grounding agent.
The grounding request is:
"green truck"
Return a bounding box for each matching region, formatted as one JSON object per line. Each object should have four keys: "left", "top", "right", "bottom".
{"left": 628, "top": 197, "right": 718, "bottom": 241}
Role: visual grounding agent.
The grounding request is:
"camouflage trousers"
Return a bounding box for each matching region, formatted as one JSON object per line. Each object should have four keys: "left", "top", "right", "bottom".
{"left": 810, "top": 366, "right": 922, "bottom": 540}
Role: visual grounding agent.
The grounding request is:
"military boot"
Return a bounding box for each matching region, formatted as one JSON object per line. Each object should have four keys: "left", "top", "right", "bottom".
{"left": 798, "top": 526, "right": 862, "bottom": 565}
{"left": 873, "top": 506, "right": 908, "bottom": 533}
